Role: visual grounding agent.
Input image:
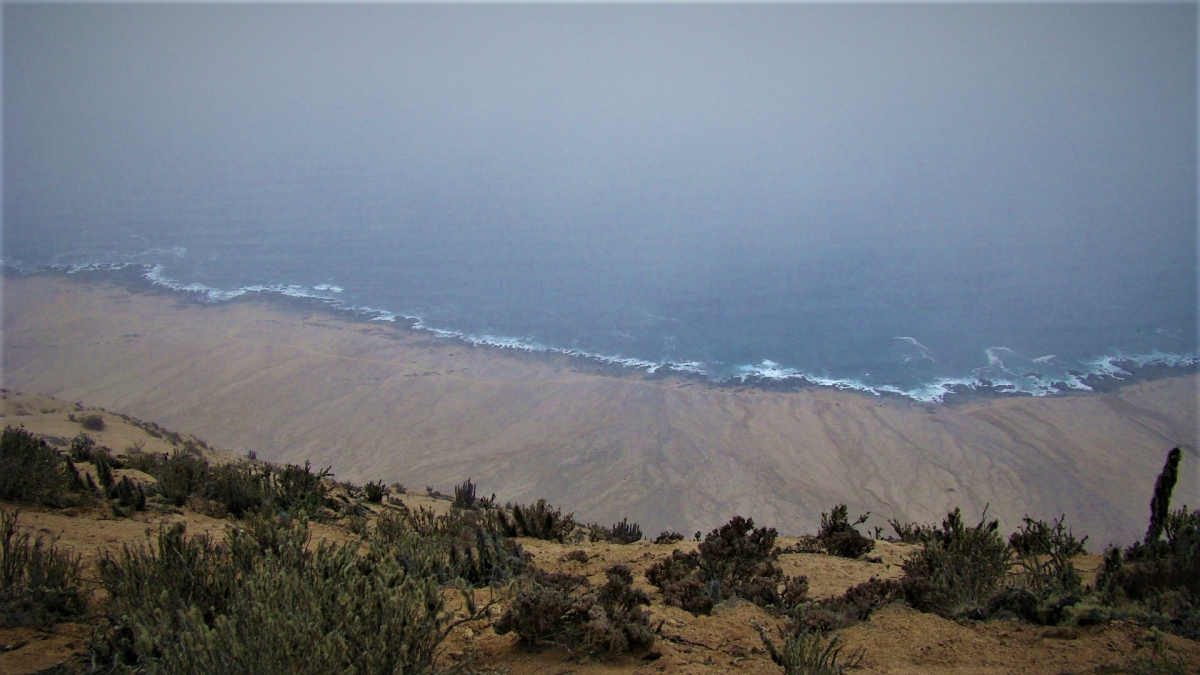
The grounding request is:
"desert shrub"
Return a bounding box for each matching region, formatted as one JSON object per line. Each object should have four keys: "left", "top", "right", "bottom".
{"left": 1009, "top": 515, "right": 1088, "bottom": 558}
{"left": 0, "top": 510, "right": 85, "bottom": 627}
{"left": 202, "top": 463, "right": 269, "bottom": 518}
{"left": 816, "top": 505, "right": 874, "bottom": 559}
{"left": 1094, "top": 448, "right": 1200, "bottom": 638}
{"left": 92, "top": 517, "right": 451, "bottom": 674}
{"left": 491, "top": 499, "right": 577, "bottom": 543}
{"left": 371, "top": 506, "right": 527, "bottom": 587}
{"left": 754, "top": 623, "right": 863, "bottom": 675}
{"left": 109, "top": 476, "right": 146, "bottom": 513}
{"left": 79, "top": 413, "right": 105, "bottom": 431}
{"left": 0, "top": 426, "right": 76, "bottom": 505}
{"left": 94, "top": 453, "right": 116, "bottom": 491}
{"left": 68, "top": 433, "right": 96, "bottom": 462}
{"left": 1120, "top": 629, "right": 1191, "bottom": 675}
{"left": 453, "top": 478, "right": 479, "bottom": 509}
{"left": 494, "top": 564, "right": 654, "bottom": 659}
{"left": 444, "top": 525, "right": 528, "bottom": 586}
{"left": 153, "top": 449, "right": 210, "bottom": 506}
{"left": 122, "top": 448, "right": 163, "bottom": 475}
{"left": 790, "top": 578, "right": 900, "bottom": 634}
{"left": 606, "top": 518, "right": 644, "bottom": 544}
{"left": 1010, "top": 515, "right": 1086, "bottom": 596}
{"left": 646, "top": 515, "right": 807, "bottom": 615}
{"left": 888, "top": 518, "right": 937, "bottom": 544}
{"left": 362, "top": 480, "right": 386, "bottom": 504}
{"left": 654, "top": 531, "right": 685, "bottom": 545}
{"left": 561, "top": 549, "right": 589, "bottom": 564}
{"left": 900, "top": 508, "right": 1011, "bottom": 618}
{"left": 269, "top": 461, "right": 330, "bottom": 516}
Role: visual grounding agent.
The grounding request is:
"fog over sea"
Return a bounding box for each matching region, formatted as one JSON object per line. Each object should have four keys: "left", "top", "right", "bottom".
{"left": 5, "top": 4, "right": 1196, "bottom": 403}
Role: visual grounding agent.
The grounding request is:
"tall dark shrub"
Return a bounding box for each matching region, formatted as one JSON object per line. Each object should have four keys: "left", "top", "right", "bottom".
{"left": 1146, "top": 448, "right": 1182, "bottom": 546}
{"left": 0, "top": 427, "right": 73, "bottom": 505}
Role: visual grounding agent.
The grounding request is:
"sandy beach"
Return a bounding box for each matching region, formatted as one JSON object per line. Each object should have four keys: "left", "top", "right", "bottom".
{"left": 3, "top": 271, "right": 1196, "bottom": 544}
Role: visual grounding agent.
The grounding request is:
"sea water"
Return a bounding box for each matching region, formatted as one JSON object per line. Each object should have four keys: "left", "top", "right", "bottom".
{"left": 4, "top": 4, "right": 1196, "bottom": 402}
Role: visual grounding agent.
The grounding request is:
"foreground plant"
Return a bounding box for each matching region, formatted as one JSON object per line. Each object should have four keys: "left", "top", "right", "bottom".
{"left": 754, "top": 622, "right": 863, "bottom": 675}
{"left": 0, "top": 510, "right": 85, "bottom": 628}
{"left": 92, "top": 516, "right": 456, "bottom": 674}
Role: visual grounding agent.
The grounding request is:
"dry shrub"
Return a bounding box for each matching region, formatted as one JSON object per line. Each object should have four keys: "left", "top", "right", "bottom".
{"left": 92, "top": 517, "right": 450, "bottom": 674}
{"left": 0, "top": 510, "right": 85, "bottom": 627}
{"left": 494, "top": 564, "right": 654, "bottom": 659}
{"left": 646, "top": 515, "right": 808, "bottom": 615}
{"left": 816, "top": 504, "right": 875, "bottom": 559}
{"left": 900, "top": 508, "right": 1011, "bottom": 618}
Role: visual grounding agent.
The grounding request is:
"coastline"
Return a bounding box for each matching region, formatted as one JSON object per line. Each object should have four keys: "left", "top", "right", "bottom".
{"left": 6, "top": 263, "right": 1194, "bottom": 408}
{"left": 3, "top": 269, "right": 1197, "bottom": 545}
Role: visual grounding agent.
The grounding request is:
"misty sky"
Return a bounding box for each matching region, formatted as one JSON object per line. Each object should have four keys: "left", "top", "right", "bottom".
{"left": 3, "top": 3, "right": 1196, "bottom": 382}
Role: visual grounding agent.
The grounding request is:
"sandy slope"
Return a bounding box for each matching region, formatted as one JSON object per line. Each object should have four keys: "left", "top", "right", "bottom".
{"left": 3, "top": 273, "right": 1196, "bottom": 544}
{"left": 1, "top": 396, "right": 1198, "bottom": 674}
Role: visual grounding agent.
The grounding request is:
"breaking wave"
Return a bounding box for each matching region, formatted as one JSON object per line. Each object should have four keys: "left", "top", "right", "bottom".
{"left": 7, "top": 260, "right": 1195, "bottom": 404}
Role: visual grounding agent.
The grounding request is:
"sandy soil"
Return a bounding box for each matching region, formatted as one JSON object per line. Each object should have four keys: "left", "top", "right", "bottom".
{"left": 1, "top": 405, "right": 1198, "bottom": 675}
{"left": 3, "top": 273, "right": 1197, "bottom": 546}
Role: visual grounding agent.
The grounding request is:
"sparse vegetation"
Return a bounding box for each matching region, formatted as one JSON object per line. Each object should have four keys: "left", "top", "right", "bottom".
{"left": 898, "top": 507, "right": 1012, "bottom": 618}
{"left": 647, "top": 515, "right": 808, "bottom": 615}
{"left": 491, "top": 498, "right": 577, "bottom": 543}
{"left": 654, "top": 530, "right": 685, "bottom": 545}
{"left": 816, "top": 504, "right": 874, "bottom": 559}
{"left": 3, "top": 399, "right": 1198, "bottom": 673}
{"left": 0, "top": 426, "right": 79, "bottom": 506}
{"left": 0, "top": 510, "right": 85, "bottom": 628}
{"left": 362, "top": 479, "right": 386, "bottom": 504}
{"left": 494, "top": 564, "right": 655, "bottom": 659}
{"left": 754, "top": 623, "right": 863, "bottom": 675}
{"left": 92, "top": 517, "right": 455, "bottom": 674}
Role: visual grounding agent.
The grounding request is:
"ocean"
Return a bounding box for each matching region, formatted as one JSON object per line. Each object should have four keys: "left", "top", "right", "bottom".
{"left": 4, "top": 4, "right": 1196, "bottom": 403}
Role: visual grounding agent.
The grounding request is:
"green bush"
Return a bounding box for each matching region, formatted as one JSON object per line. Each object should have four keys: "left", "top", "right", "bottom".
{"left": 202, "top": 463, "right": 269, "bottom": 518}
{"left": 494, "top": 564, "right": 654, "bottom": 659}
{"left": 79, "top": 413, "right": 105, "bottom": 431}
{"left": 900, "top": 508, "right": 1011, "bottom": 618}
{"left": 153, "top": 450, "right": 210, "bottom": 507}
{"left": 0, "top": 510, "right": 85, "bottom": 627}
{"left": 92, "top": 517, "right": 450, "bottom": 674}
{"left": 0, "top": 426, "right": 76, "bottom": 505}
{"left": 270, "top": 461, "right": 330, "bottom": 516}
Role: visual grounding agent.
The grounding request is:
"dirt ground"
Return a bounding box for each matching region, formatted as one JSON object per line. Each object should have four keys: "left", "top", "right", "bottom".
{"left": 1, "top": 391, "right": 1198, "bottom": 675}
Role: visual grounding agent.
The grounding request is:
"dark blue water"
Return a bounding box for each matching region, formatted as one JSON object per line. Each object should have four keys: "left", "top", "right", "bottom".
{"left": 5, "top": 4, "right": 1196, "bottom": 402}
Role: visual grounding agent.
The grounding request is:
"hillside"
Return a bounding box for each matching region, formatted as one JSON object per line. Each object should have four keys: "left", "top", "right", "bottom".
{"left": 1, "top": 391, "right": 1198, "bottom": 674}
{"left": 3, "top": 273, "right": 1197, "bottom": 545}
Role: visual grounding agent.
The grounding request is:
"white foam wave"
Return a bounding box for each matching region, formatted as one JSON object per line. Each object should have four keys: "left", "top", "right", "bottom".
{"left": 9, "top": 261, "right": 1193, "bottom": 405}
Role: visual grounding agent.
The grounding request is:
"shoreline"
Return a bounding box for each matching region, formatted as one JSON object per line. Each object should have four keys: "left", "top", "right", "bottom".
{"left": 6, "top": 262, "right": 1195, "bottom": 408}
{"left": 3, "top": 269, "right": 1196, "bottom": 543}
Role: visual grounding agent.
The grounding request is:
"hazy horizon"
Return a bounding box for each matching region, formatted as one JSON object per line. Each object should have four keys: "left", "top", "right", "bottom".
{"left": 5, "top": 3, "right": 1197, "bottom": 401}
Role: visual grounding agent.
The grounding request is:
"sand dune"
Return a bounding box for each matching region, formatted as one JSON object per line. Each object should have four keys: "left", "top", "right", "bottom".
{"left": 3, "top": 273, "right": 1196, "bottom": 544}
